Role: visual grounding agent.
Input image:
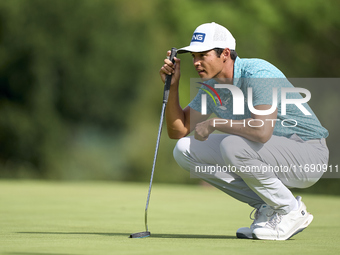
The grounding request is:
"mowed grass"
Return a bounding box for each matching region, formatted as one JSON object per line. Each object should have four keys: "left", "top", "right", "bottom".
{"left": 0, "top": 181, "right": 339, "bottom": 255}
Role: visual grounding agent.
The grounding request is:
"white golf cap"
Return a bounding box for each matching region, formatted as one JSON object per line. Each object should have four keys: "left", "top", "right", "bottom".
{"left": 177, "top": 22, "right": 236, "bottom": 54}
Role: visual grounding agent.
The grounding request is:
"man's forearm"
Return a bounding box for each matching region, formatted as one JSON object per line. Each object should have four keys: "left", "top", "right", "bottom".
{"left": 165, "top": 83, "right": 189, "bottom": 139}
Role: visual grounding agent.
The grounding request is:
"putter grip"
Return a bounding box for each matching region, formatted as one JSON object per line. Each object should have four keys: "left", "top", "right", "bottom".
{"left": 163, "top": 47, "right": 177, "bottom": 103}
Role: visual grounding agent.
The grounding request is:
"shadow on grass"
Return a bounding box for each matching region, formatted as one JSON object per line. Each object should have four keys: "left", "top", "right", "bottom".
{"left": 3, "top": 253, "right": 76, "bottom": 255}
{"left": 18, "top": 232, "right": 236, "bottom": 239}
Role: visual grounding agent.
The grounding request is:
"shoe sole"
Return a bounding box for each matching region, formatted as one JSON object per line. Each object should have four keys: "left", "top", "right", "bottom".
{"left": 252, "top": 213, "right": 314, "bottom": 241}
{"left": 236, "top": 232, "right": 253, "bottom": 239}
{"left": 288, "top": 213, "right": 314, "bottom": 239}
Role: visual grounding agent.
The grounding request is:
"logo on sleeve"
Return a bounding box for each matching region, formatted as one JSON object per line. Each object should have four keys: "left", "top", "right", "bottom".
{"left": 191, "top": 33, "right": 206, "bottom": 43}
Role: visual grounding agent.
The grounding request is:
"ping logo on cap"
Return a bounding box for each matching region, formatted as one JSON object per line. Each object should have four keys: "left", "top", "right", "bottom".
{"left": 191, "top": 33, "right": 206, "bottom": 43}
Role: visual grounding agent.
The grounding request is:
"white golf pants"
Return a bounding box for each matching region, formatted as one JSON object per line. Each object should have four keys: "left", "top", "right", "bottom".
{"left": 173, "top": 134, "right": 329, "bottom": 214}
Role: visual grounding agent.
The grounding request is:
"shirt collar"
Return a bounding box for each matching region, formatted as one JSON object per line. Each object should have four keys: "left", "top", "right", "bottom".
{"left": 233, "top": 56, "right": 242, "bottom": 87}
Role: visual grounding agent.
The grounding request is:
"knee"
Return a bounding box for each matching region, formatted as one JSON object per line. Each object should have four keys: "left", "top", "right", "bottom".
{"left": 173, "top": 137, "right": 191, "bottom": 169}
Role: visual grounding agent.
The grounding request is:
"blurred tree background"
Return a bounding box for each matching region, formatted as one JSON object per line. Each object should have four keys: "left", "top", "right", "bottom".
{"left": 0, "top": 0, "right": 339, "bottom": 193}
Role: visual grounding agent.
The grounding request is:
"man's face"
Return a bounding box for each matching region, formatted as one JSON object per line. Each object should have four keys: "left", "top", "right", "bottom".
{"left": 191, "top": 50, "right": 224, "bottom": 81}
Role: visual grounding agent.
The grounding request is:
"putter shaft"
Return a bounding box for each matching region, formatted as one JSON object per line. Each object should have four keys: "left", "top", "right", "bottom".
{"left": 145, "top": 102, "right": 166, "bottom": 232}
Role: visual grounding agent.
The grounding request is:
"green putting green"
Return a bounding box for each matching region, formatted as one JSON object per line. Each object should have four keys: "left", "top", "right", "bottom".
{"left": 1, "top": 180, "right": 339, "bottom": 255}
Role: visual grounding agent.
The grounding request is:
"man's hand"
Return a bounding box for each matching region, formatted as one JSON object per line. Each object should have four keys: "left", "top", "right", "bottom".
{"left": 194, "top": 119, "right": 215, "bottom": 141}
{"left": 159, "top": 50, "right": 181, "bottom": 86}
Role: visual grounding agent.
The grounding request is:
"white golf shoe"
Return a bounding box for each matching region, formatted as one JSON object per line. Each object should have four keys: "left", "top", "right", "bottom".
{"left": 252, "top": 196, "right": 313, "bottom": 240}
{"left": 236, "top": 204, "right": 272, "bottom": 239}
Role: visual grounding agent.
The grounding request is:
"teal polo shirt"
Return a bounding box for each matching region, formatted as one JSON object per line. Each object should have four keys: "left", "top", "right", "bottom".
{"left": 189, "top": 57, "right": 329, "bottom": 141}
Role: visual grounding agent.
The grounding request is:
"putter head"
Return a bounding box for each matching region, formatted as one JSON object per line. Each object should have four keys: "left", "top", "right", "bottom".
{"left": 129, "top": 231, "right": 151, "bottom": 238}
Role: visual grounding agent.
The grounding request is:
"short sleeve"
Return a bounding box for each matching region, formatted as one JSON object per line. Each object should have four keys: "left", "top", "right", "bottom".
{"left": 188, "top": 85, "right": 213, "bottom": 115}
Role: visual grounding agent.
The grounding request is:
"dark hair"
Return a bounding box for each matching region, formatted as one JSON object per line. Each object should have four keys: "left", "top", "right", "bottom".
{"left": 213, "top": 48, "right": 237, "bottom": 61}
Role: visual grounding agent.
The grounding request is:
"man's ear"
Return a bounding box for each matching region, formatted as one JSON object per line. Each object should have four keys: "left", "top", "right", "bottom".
{"left": 223, "top": 48, "right": 231, "bottom": 62}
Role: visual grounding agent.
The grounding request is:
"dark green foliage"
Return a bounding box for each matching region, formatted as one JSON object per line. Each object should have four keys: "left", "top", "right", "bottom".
{"left": 0, "top": 0, "right": 339, "bottom": 193}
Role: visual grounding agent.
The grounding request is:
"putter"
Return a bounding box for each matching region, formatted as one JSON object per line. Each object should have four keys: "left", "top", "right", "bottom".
{"left": 130, "top": 48, "right": 177, "bottom": 238}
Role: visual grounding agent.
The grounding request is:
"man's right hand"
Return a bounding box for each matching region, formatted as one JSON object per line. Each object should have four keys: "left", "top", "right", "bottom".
{"left": 159, "top": 50, "right": 181, "bottom": 86}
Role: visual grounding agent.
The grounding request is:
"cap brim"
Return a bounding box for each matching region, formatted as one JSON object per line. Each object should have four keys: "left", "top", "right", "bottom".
{"left": 177, "top": 45, "right": 215, "bottom": 54}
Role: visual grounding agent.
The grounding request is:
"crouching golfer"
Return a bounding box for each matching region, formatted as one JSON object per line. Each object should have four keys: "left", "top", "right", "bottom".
{"left": 159, "top": 22, "right": 329, "bottom": 240}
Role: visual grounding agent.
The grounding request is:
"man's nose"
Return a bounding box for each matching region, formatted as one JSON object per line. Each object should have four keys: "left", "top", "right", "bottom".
{"left": 193, "top": 57, "right": 201, "bottom": 67}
